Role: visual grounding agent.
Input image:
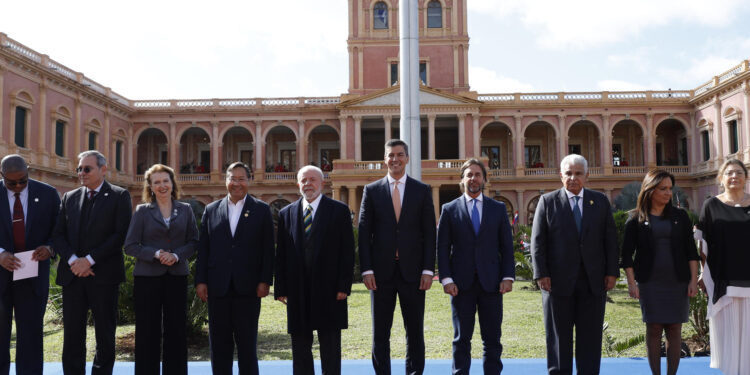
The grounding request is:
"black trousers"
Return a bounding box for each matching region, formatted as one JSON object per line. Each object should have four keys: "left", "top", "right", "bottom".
{"left": 291, "top": 329, "right": 341, "bottom": 375}
{"left": 134, "top": 274, "right": 187, "bottom": 375}
{"left": 371, "top": 267, "right": 425, "bottom": 375}
{"left": 451, "top": 278, "right": 503, "bottom": 375}
{"left": 62, "top": 278, "right": 120, "bottom": 375}
{"left": 0, "top": 278, "right": 47, "bottom": 375}
{"left": 542, "top": 270, "right": 606, "bottom": 375}
{"left": 207, "top": 286, "right": 261, "bottom": 375}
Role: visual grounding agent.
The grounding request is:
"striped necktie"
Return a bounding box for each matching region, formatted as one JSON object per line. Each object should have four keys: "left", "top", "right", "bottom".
{"left": 304, "top": 205, "right": 313, "bottom": 240}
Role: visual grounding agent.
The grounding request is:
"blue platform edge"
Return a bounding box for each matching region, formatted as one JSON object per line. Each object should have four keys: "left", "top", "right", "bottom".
{"left": 20, "top": 357, "right": 720, "bottom": 374}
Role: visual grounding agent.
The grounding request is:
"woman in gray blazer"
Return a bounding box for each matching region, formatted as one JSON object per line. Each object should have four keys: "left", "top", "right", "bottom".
{"left": 124, "top": 164, "right": 198, "bottom": 375}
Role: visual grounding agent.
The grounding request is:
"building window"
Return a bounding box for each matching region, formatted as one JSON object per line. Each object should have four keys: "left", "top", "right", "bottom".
{"left": 701, "top": 130, "right": 710, "bottom": 161}
{"left": 728, "top": 120, "right": 739, "bottom": 154}
{"left": 373, "top": 2, "right": 388, "bottom": 29}
{"left": 525, "top": 145, "right": 541, "bottom": 167}
{"left": 427, "top": 1, "right": 442, "bottom": 28}
{"left": 390, "top": 62, "right": 398, "bottom": 86}
{"left": 115, "top": 141, "right": 123, "bottom": 171}
{"left": 15, "top": 107, "right": 27, "bottom": 147}
{"left": 481, "top": 146, "right": 500, "bottom": 169}
{"left": 88, "top": 132, "right": 97, "bottom": 150}
{"left": 389, "top": 61, "right": 428, "bottom": 86}
{"left": 55, "top": 121, "right": 66, "bottom": 157}
{"left": 568, "top": 144, "right": 581, "bottom": 155}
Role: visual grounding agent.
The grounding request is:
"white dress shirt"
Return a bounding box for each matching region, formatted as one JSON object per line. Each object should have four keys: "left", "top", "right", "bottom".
{"left": 227, "top": 194, "right": 247, "bottom": 237}
{"left": 564, "top": 188, "right": 584, "bottom": 217}
{"left": 303, "top": 194, "right": 322, "bottom": 220}
{"left": 0, "top": 186, "right": 28, "bottom": 254}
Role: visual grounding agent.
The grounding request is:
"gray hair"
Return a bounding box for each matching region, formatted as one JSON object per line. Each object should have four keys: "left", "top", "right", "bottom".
{"left": 0, "top": 154, "right": 28, "bottom": 174}
{"left": 297, "top": 165, "right": 324, "bottom": 182}
{"left": 78, "top": 150, "right": 107, "bottom": 167}
{"left": 560, "top": 154, "right": 588, "bottom": 174}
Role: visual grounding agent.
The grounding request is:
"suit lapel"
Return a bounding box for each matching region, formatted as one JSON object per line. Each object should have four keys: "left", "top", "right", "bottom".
{"left": 381, "top": 177, "right": 399, "bottom": 224}
{"left": 457, "top": 195, "right": 474, "bottom": 237}
{"left": 580, "top": 189, "right": 594, "bottom": 238}
{"left": 147, "top": 202, "right": 168, "bottom": 228}
{"left": 0, "top": 183, "right": 11, "bottom": 241}
{"left": 311, "top": 196, "right": 332, "bottom": 261}
{"left": 86, "top": 181, "right": 112, "bottom": 231}
{"left": 25, "top": 181, "right": 36, "bottom": 239}
{"left": 289, "top": 199, "right": 304, "bottom": 255}
{"left": 236, "top": 195, "right": 255, "bottom": 239}
{"left": 217, "top": 197, "right": 232, "bottom": 239}
{"left": 557, "top": 188, "right": 578, "bottom": 234}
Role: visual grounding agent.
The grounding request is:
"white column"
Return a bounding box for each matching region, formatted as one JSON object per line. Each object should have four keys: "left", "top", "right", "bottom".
{"left": 384, "top": 115, "right": 392, "bottom": 142}
{"left": 514, "top": 115, "right": 524, "bottom": 174}
{"left": 210, "top": 121, "right": 220, "bottom": 173}
{"left": 516, "top": 190, "right": 524, "bottom": 225}
{"left": 458, "top": 114, "right": 466, "bottom": 159}
{"left": 338, "top": 116, "right": 348, "bottom": 159}
{"left": 602, "top": 114, "right": 611, "bottom": 169}
{"left": 428, "top": 114, "right": 436, "bottom": 159}
{"left": 298, "top": 119, "right": 306, "bottom": 168}
{"left": 354, "top": 116, "right": 362, "bottom": 160}
{"left": 713, "top": 100, "right": 723, "bottom": 163}
{"left": 646, "top": 114, "right": 656, "bottom": 167}
{"left": 743, "top": 83, "right": 750, "bottom": 162}
{"left": 558, "top": 115, "right": 566, "bottom": 163}
{"left": 169, "top": 121, "right": 178, "bottom": 171}
{"left": 255, "top": 122, "right": 263, "bottom": 170}
{"left": 472, "top": 114, "right": 480, "bottom": 157}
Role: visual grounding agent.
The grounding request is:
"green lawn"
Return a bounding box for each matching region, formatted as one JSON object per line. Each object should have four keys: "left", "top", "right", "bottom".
{"left": 14, "top": 281, "right": 687, "bottom": 361}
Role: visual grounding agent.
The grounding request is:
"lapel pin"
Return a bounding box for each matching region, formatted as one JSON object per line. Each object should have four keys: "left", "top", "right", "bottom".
{"left": 104, "top": 193, "right": 109, "bottom": 197}
{"left": 589, "top": 200, "right": 593, "bottom": 205}
{"left": 34, "top": 198, "right": 39, "bottom": 202}
{"left": 645, "top": 221, "right": 649, "bottom": 226}
{"left": 244, "top": 210, "right": 249, "bottom": 217}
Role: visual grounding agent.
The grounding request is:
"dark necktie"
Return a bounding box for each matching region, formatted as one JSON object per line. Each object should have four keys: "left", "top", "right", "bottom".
{"left": 303, "top": 206, "right": 313, "bottom": 241}
{"left": 471, "top": 199, "right": 480, "bottom": 235}
{"left": 12, "top": 192, "right": 26, "bottom": 252}
{"left": 88, "top": 190, "right": 96, "bottom": 200}
{"left": 573, "top": 196, "right": 582, "bottom": 234}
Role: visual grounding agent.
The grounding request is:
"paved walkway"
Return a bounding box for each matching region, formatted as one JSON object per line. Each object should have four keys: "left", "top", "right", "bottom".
{"left": 23, "top": 357, "right": 722, "bottom": 374}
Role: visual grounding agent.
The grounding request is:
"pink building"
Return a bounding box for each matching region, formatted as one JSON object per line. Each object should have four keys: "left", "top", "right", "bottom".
{"left": 1, "top": 0, "right": 749, "bottom": 225}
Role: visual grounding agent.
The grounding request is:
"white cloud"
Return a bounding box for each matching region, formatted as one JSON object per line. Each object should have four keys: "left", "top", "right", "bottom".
{"left": 469, "top": 66, "right": 534, "bottom": 93}
{"left": 658, "top": 56, "right": 741, "bottom": 87}
{"left": 469, "top": 0, "right": 748, "bottom": 49}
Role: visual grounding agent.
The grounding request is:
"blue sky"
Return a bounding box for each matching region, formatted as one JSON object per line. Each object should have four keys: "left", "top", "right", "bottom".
{"left": 3, "top": 0, "right": 749, "bottom": 99}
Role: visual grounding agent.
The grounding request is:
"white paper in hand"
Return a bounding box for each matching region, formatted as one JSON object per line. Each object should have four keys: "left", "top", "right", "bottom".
{"left": 13, "top": 250, "right": 38, "bottom": 281}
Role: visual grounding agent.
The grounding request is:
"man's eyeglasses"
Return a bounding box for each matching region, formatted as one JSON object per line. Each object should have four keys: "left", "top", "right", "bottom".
{"left": 3, "top": 177, "right": 28, "bottom": 188}
{"left": 76, "top": 166, "right": 95, "bottom": 174}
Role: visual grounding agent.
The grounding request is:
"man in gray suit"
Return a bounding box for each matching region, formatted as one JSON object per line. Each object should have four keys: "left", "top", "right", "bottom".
{"left": 531, "top": 154, "right": 618, "bottom": 375}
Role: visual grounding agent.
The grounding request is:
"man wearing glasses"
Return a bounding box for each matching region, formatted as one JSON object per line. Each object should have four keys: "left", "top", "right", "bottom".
{"left": 196, "top": 162, "right": 274, "bottom": 375}
{"left": 52, "top": 150, "right": 132, "bottom": 375}
{"left": 0, "top": 155, "right": 60, "bottom": 375}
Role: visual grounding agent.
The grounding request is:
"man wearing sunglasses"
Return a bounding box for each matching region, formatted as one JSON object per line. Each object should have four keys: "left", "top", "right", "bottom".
{"left": 52, "top": 150, "right": 132, "bottom": 375}
{"left": 0, "top": 154, "right": 60, "bottom": 375}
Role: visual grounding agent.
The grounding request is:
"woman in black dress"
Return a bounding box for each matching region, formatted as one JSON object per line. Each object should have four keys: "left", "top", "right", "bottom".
{"left": 621, "top": 169, "right": 699, "bottom": 375}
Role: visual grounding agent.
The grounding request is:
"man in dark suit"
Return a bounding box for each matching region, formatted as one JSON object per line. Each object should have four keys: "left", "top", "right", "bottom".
{"left": 52, "top": 150, "right": 132, "bottom": 375}
{"left": 196, "top": 162, "right": 274, "bottom": 375}
{"left": 0, "top": 155, "right": 60, "bottom": 375}
{"left": 531, "top": 154, "right": 618, "bottom": 375}
{"left": 358, "top": 139, "right": 436, "bottom": 375}
{"left": 275, "top": 165, "right": 355, "bottom": 375}
{"left": 437, "top": 158, "right": 514, "bottom": 375}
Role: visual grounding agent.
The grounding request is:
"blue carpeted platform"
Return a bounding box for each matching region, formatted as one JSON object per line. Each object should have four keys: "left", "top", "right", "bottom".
{"left": 17, "top": 357, "right": 722, "bottom": 374}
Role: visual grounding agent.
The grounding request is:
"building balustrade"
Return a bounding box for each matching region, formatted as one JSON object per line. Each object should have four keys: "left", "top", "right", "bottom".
{"left": 613, "top": 166, "right": 647, "bottom": 175}
{"left": 523, "top": 167, "right": 559, "bottom": 176}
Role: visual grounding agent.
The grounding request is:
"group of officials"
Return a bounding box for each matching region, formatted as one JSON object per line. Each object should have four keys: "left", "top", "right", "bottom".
{"left": 1, "top": 137, "right": 732, "bottom": 375}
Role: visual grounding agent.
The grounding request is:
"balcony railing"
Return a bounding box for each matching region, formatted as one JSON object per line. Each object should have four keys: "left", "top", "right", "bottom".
{"left": 264, "top": 172, "right": 296, "bottom": 181}
{"left": 660, "top": 166, "right": 689, "bottom": 175}
{"left": 177, "top": 174, "right": 210, "bottom": 182}
{"left": 478, "top": 90, "right": 694, "bottom": 104}
{"left": 613, "top": 166, "right": 647, "bottom": 175}
{"left": 489, "top": 168, "right": 514, "bottom": 177}
{"left": 524, "top": 167, "right": 558, "bottom": 176}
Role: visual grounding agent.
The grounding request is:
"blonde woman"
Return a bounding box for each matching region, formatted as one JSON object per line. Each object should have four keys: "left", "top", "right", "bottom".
{"left": 696, "top": 159, "right": 750, "bottom": 375}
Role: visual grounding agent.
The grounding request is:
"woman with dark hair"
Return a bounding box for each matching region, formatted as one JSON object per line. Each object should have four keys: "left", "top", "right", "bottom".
{"left": 124, "top": 164, "right": 198, "bottom": 375}
{"left": 696, "top": 159, "right": 750, "bottom": 375}
{"left": 621, "top": 169, "right": 699, "bottom": 375}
